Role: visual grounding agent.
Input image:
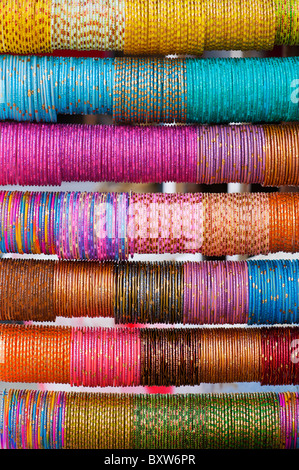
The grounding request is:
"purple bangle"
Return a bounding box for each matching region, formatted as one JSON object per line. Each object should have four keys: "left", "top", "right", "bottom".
{"left": 211, "top": 125, "right": 217, "bottom": 184}
{"left": 219, "top": 125, "right": 226, "bottom": 183}
{"left": 257, "top": 125, "right": 265, "bottom": 184}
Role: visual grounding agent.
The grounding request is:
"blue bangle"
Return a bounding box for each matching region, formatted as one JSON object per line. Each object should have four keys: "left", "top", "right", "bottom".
{"left": 31, "top": 56, "right": 38, "bottom": 122}
{"left": 259, "top": 259, "right": 265, "bottom": 324}
{"left": 278, "top": 259, "right": 285, "bottom": 324}
{"left": 89, "top": 192, "right": 95, "bottom": 260}
{"left": 268, "top": 259, "right": 275, "bottom": 324}
{"left": 42, "top": 56, "right": 51, "bottom": 122}
{"left": 36, "top": 56, "right": 44, "bottom": 122}
{"left": 26, "top": 58, "right": 31, "bottom": 122}
{"left": 12, "top": 56, "right": 17, "bottom": 122}
{"left": 114, "top": 193, "right": 119, "bottom": 259}
{"left": 256, "top": 259, "right": 263, "bottom": 324}
{"left": 275, "top": 260, "right": 282, "bottom": 325}
{"left": 47, "top": 56, "right": 55, "bottom": 122}
{"left": 55, "top": 192, "right": 62, "bottom": 257}
{"left": 19, "top": 192, "right": 25, "bottom": 252}
{"left": 265, "top": 259, "right": 271, "bottom": 324}
{"left": 7, "top": 391, "right": 12, "bottom": 449}
{"left": 27, "top": 192, "right": 33, "bottom": 253}
{"left": 287, "top": 260, "right": 294, "bottom": 324}
{"left": 19, "top": 57, "right": 25, "bottom": 122}
{"left": 247, "top": 260, "right": 252, "bottom": 324}
{"left": 39, "top": 192, "right": 45, "bottom": 253}
{"left": 0, "top": 390, "right": 4, "bottom": 448}
{"left": 102, "top": 58, "right": 107, "bottom": 114}
{"left": 44, "top": 391, "right": 50, "bottom": 449}
{"left": 39, "top": 392, "right": 45, "bottom": 449}
{"left": 82, "top": 58, "right": 88, "bottom": 116}
{"left": 287, "top": 260, "right": 293, "bottom": 324}
{"left": 31, "top": 392, "right": 38, "bottom": 449}
{"left": 109, "top": 59, "right": 114, "bottom": 114}
{"left": 89, "top": 57, "right": 95, "bottom": 114}
{"left": 61, "top": 57, "right": 68, "bottom": 115}
{"left": 248, "top": 260, "right": 258, "bottom": 325}
{"left": 267, "top": 259, "right": 273, "bottom": 324}
{"left": 0, "top": 57, "right": 6, "bottom": 120}
{"left": 57, "top": 57, "right": 64, "bottom": 115}
{"left": 281, "top": 259, "right": 287, "bottom": 322}
{"left": 46, "top": 192, "right": 52, "bottom": 253}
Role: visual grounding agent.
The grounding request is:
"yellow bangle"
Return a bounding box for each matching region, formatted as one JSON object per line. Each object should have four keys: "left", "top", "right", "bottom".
{"left": 195, "top": 0, "right": 204, "bottom": 55}
{"left": 139, "top": 0, "right": 147, "bottom": 55}
{"left": 268, "top": 0, "right": 276, "bottom": 49}
{"left": 148, "top": 0, "right": 157, "bottom": 55}
{"left": 2, "top": 0, "right": 13, "bottom": 53}
{"left": 179, "top": 0, "right": 187, "bottom": 54}
{"left": 291, "top": 0, "right": 299, "bottom": 45}
{"left": 124, "top": 0, "right": 134, "bottom": 55}
{"left": 163, "top": 0, "right": 171, "bottom": 56}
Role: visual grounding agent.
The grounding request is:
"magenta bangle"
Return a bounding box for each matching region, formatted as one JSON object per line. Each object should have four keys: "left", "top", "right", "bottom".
{"left": 70, "top": 328, "right": 141, "bottom": 387}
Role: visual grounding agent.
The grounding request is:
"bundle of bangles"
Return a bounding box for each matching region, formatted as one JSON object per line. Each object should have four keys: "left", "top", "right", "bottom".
{"left": 0, "top": 0, "right": 298, "bottom": 54}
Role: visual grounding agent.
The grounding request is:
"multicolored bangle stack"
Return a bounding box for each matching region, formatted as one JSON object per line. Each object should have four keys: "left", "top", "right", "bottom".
{"left": 0, "top": 324, "right": 299, "bottom": 386}
{"left": 0, "top": 258, "right": 298, "bottom": 325}
{"left": 0, "top": 55, "right": 298, "bottom": 124}
{"left": 1, "top": 389, "right": 298, "bottom": 449}
{"left": 1, "top": 122, "right": 298, "bottom": 186}
{"left": 0, "top": 0, "right": 298, "bottom": 55}
{"left": 0, "top": 191, "right": 298, "bottom": 259}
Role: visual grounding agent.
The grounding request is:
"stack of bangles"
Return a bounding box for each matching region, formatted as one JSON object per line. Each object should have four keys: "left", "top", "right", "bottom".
{"left": 0, "top": 0, "right": 298, "bottom": 54}
{"left": 0, "top": 323, "right": 299, "bottom": 386}
{"left": 2, "top": 0, "right": 299, "bottom": 453}
{"left": 0, "top": 390, "right": 298, "bottom": 449}
{"left": 0, "top": 258, "right": 299, "bottom": 325}
{"left": 1, "top": 122, "right": 299, "bottom": 186}
{"left": 0, "top": 56, "right": 298, "bottom": 124}
{"left": 0, "top": 191, "right": 298, "bottom": 259}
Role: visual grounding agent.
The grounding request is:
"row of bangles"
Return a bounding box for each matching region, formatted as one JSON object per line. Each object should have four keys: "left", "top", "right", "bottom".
{"left": 0, "top": 55, "right": 298, "bottom": 123}
{"left": 0, "top": 122, "right": 298, "bottom": 187}
{"left": 1, "top": 390, "right": 298, "bottom": 449}
{"left": 0, "top": 191, "right": 298, "bottom": 259}
{"left": 0, "top": 323, "right": 299, "bottom": 386}
{"left": 0, "top": 0, "right": 298, "bottom": 54}
{"left": 0, "top": 258, "right": 298, "bottom": 325}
